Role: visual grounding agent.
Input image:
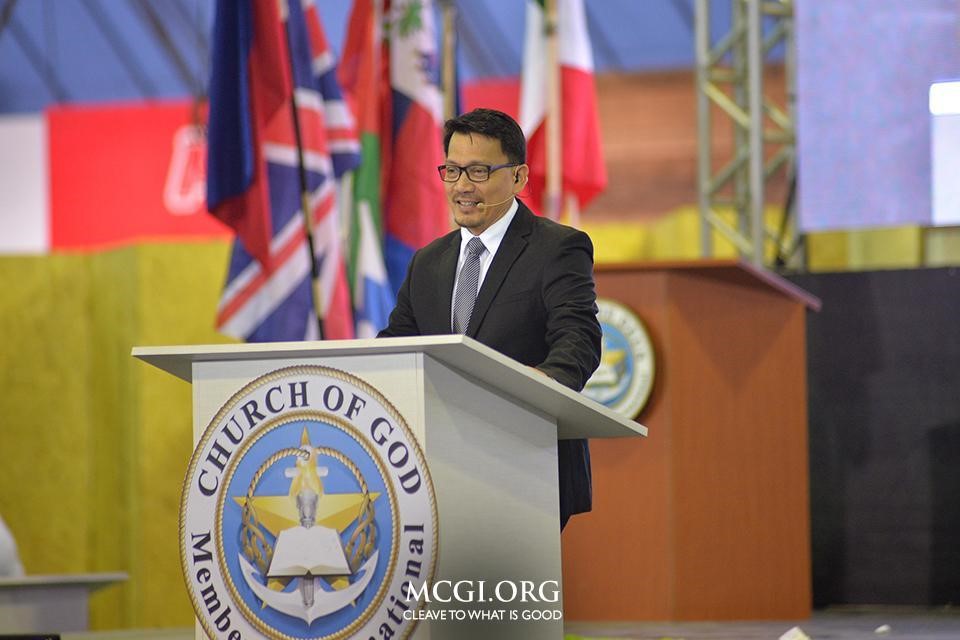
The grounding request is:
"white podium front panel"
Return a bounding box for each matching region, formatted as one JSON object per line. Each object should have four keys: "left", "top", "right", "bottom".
{"left": 420, "top": 356, "right": 563, "bottom": 639}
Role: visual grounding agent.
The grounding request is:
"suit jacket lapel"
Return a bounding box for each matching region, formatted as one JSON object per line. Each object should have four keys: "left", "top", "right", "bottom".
{"left": 435, "top": 232, "right": 460, "bottom": 333}
{"left": 466, "top": 203, "right": 533, "bottom": 336}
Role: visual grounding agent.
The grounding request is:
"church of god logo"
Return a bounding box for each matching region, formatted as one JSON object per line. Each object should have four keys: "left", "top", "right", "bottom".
{"left": 180, "top": 366, "right": 438, "bottom": 639}
{"left": 583, "top": 299, "right": 655, "bottom": 419}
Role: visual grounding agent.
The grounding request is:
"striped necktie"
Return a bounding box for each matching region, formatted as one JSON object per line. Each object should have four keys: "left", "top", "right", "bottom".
{"left": 452, "top": 237, "right": 487, "bottom": 333}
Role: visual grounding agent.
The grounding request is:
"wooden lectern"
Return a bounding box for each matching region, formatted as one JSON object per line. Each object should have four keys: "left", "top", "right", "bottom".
{"left": 562, "top": 259, "right": 820, "bottom": 621}
{"left": 134, "top": 335, "right": 645, "bottom": 639}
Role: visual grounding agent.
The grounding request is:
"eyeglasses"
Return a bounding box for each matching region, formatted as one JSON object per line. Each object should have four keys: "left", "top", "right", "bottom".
{"left": 437, "top": 163, "right": 519, "bottom": 183}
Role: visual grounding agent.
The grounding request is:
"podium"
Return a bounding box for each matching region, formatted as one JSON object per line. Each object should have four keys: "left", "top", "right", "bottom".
{"left": 0, "top": 572, "right": 127, "bottom": 632}
{"left": 562, "top": 259, "right": 820, "bottom": 620}
{"left": 134, "top": 335, "right": 645, "bottom": 639}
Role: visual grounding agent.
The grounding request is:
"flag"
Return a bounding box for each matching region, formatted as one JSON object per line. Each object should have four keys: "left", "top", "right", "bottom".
{"left": 382, "top": 0, "right": 450, "bottom": 294}
{"left": 339, "top": 0, "right": 395, "bottom": 338}
{"left": 208, "top": 0, "right": 361, "bottom": 342}
{"left": 206, "top": 0, "right": 289, "bottom": 268}
{"left": 520, "top": 0, "right": 606, "bottom": 217}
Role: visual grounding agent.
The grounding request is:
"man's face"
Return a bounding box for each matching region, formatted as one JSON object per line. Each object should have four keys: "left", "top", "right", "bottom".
{"left": 444, "top": 132, "right": 527, "bottom": 236}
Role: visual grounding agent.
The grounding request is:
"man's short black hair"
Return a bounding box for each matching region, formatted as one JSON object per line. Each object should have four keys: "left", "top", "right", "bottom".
{"left": 442, "top": 108, "right": 526, "bottom": 164}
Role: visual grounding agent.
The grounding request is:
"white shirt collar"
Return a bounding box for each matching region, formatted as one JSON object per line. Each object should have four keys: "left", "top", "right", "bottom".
{"left": 458, "top": 198, "right": 519, "bottom": 257}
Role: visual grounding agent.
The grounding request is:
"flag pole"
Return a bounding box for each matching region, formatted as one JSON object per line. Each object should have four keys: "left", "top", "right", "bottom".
{"left": 440, "top": 0, "right": 457, "bottom": 122}
{"left": 279, "top": 0, "right": 326, "bottom": 339}
{"left": 544, "top": 0, "right": 562, "bottom": 221}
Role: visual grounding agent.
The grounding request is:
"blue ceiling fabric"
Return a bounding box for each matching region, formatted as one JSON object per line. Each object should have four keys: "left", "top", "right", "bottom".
{"left": 0, "top": 0, "right": 723, "bottom": 114}
{"left": 0, "top": 0, "right": 214, "bottom": 112}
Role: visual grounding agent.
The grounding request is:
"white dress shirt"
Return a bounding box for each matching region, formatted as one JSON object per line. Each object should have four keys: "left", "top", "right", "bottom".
{"left": 450, "top": 199, "right": 519, "bottom": 328}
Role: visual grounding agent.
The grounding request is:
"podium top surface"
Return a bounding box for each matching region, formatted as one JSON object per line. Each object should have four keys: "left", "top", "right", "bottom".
{"left": 133, "top": 335, "right": 646, "bottom": 440}
{"left": 596, "top": 258, "right": 822, "bottom": 311}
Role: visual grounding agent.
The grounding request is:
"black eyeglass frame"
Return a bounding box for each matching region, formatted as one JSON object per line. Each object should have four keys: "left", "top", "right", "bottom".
{"left": 436, "top": 162, "right": 520, "bottom": 183}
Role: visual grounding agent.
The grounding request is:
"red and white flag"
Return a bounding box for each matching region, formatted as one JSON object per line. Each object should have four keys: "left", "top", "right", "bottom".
{"left": 519, "top": 0, "right": 606, "bottom": 219}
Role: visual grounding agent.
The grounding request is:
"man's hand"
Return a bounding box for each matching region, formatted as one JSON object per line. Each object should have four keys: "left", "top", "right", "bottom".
{"left": 529, "top": 366, "right": 552, "bottom": 380}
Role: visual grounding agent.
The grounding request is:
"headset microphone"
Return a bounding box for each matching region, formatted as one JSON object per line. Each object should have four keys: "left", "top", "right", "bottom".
{"left": 476, "top": 195, "right": 516, "bottom": 209}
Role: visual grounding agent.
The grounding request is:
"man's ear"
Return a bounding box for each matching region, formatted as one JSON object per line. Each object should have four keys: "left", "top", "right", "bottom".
{"left": 513, "top": 164, "right": 529, "bottom": 193}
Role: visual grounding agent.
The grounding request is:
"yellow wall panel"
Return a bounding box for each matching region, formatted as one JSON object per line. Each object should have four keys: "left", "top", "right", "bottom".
{"left": 580, "top": 221, "right": 649, "bottom": 263}
{"left": 925, "top": 226, "right": 960, "bottom": 267}
{"left": 0, "top": 255, "right": 95, "bottom": 578}
{"left": 0, "top": 241, "right": 232, "bottom": 630}
{"left": 584, "top": 206, "right": 954, "bottom": 272}
{"left": 130, "top": 242, "right": 235, "bottom": 628}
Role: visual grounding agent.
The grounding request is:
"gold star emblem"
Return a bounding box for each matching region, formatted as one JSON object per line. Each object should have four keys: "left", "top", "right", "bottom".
{"left": 234, "top": 428, "right": 381, "bottom": 593}
{"left": 233, "top": 492, "right": 380, "bottom": 539}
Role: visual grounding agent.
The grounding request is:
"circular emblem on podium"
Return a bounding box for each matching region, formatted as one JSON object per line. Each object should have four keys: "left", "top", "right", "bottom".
{"left": 180, "top": 366, "right": 437, "bottom": 640}
{"left": 583, "top": 299, "right": 655, "bottom": 419}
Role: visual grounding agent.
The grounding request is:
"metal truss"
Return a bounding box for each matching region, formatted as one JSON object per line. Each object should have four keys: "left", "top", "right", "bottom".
{"left": 695, "top": 0, "right": 799, "bottom": 268}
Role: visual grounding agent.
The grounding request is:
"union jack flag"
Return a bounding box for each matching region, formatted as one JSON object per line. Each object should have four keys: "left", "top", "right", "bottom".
{"left": 208, "top": 0, "right": 360, "bottom": 341}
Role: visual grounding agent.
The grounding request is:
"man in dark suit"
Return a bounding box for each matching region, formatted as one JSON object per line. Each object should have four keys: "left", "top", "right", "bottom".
{"left": 378, "top": 108, "right": 601, "bottom": 529}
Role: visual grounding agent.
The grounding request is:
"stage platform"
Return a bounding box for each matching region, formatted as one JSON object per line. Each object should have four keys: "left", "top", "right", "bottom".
{"left": 43, "top": 608, "right": 960, "bottom": 640}
{"left": 566, "top": 608, "right": 960, "bottom": 640}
